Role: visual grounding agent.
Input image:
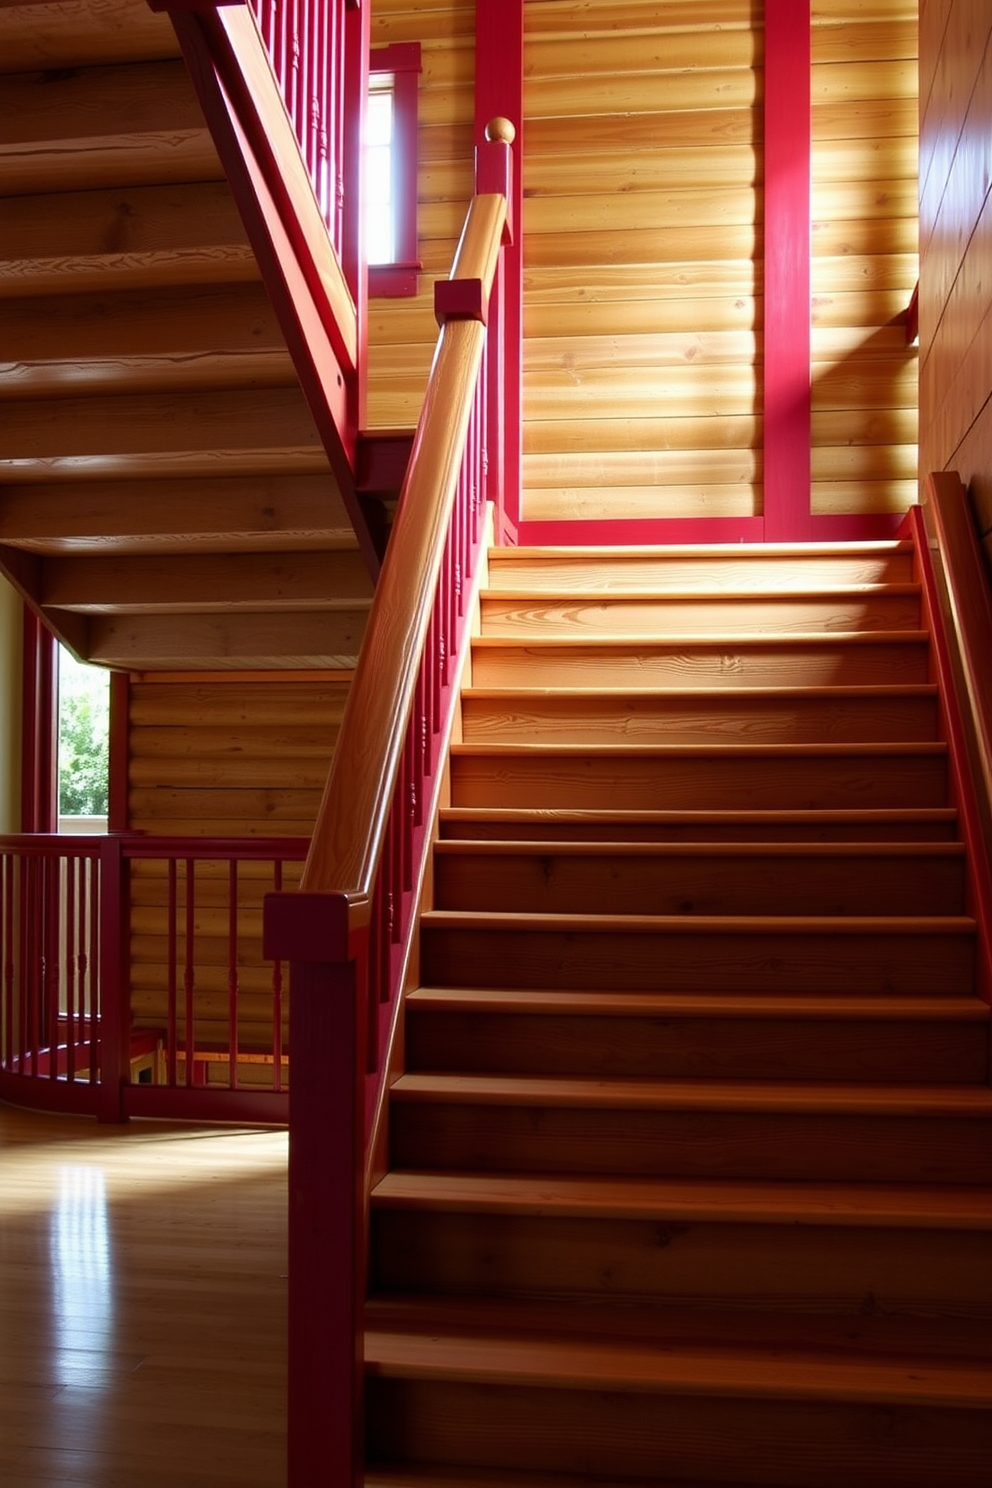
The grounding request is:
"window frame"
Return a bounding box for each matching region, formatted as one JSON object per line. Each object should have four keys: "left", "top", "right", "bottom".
{"left": 368, "top": 41, "right": 422, "bottom": 298}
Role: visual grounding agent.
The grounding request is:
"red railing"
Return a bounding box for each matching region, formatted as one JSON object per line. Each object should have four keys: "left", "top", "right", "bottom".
{"left": 151, "top": 0, "right": 377, "bottom": 569}
{"left": 264, "top": 120, "right": 514, "bottom": 1488}
{"left": 0, "top": 833, "right": 306, "bottom": 1124}
{"left": 910, "top": 474, "right": 992, "bottom": 1002}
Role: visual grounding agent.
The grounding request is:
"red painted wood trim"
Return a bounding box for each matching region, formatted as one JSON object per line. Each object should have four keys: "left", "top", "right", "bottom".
{"left": 20, "top": 609, "right": 57, "bottom": 835}
{"left": 474, "top": 0, "right": 523, "bottom": 543}
{"left": 517, "top": 516, "right": 767, "bottom": 547}
{"left": 763, "top": 0, "right": 811, "bottom": 542}
{"left": 97, "top": 834, "right": 129, "bottom": 1122}
{"left": 108, "top": 671, "right": 130, "bottom": 834}
{"left": 435, "top": 277, "right": 487, "bottom": 326}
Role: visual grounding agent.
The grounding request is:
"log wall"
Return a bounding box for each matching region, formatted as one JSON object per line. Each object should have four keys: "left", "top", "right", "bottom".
{"left": 520, "top": 0, "right": 761, "bottom": 526}
{"left": 366, "top": 0, "right": 476, "bottom": 427}
{"left": 918, "top": 0, "right": 992, "bottom": 573}
{"left": 811, "top": 0, "right": 919, "bottom": 522}
{"left": 125, "top": 672, "right": 349, "bottom": 1057}
{"left": 367, "top": 0, "right": 919, "bottom": 533}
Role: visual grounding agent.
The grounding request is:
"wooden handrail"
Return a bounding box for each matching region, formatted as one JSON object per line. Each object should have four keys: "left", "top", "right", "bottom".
{"left": 921, "top": 472, "right": 992, "bottom": 837}
{"left": 299, "top": 157, "right": 512, "bottom": 904}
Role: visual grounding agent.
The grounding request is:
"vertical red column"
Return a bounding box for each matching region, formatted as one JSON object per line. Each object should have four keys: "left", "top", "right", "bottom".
{"left": 763, "top": 0, "right": 812, "bottom": 541}
{"left": 21, "top": 609, "right": 57, "bottom": 835}
{"left": 474, "top": 0, "right": 523, "bottom": 542}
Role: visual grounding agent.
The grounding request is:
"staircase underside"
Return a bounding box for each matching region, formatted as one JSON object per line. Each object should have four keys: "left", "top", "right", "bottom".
{"left": 0, "top": 0, "right": 374, "bottom": 670}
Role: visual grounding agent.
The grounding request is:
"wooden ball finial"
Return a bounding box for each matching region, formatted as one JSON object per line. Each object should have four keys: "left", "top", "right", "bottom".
{"left": 485, "top": 116, "right": 516, "bottom": 145}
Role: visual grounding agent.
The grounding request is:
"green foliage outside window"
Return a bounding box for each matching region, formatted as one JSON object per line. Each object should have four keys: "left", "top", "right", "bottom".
{"left": 58, "top": 648, "right": 109, "bottom": 818}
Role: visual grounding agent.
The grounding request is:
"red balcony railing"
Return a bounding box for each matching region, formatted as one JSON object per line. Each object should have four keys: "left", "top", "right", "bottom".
{"left": 0, "top": 833, "right": 306, "bottom": 1123}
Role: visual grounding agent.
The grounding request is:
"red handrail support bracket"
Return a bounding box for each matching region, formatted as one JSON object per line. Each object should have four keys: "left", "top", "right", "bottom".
{"left": 435, "top": 278, "right": 487, "bottom": 328}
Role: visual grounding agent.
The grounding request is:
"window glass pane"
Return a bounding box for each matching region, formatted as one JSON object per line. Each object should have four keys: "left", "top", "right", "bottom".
{"left": 57, "top": 646, "right": 109, "bottom": 829}
{"left": 366, "top": 84, "right": 395, "bottom": 264}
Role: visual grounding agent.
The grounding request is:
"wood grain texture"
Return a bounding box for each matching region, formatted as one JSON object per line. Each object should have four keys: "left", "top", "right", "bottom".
{"left": 0, "top": 1104, "right": 286, "bottom": 1488}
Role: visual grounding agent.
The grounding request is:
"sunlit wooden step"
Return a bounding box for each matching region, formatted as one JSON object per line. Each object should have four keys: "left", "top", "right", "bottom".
{"left": 437, "top": 806, "right": 962, "bottom": 843}
{"left": 470, "top": 631, "right": 932, "bottom": 689}
{"left": 389, "top": 1070, "right": 992, "bottom": 1184}
{"left": 486, "top": 542, "right": 918, "bottom": 592}
{"left": 419, "top": 910, "right": 975, "bottom": 997}
{"left": 432, "top": 839, "right": 966, "bottom": 917}
{"left": 371, "top": 1171, "right": 992, "bottom": 1314}
{"left": 404, "top": 987, "right": 989, "bottom": 1083}
{"left": 365, "top": 1295, "right": 992, "bottom": 1486}
{"left": 479, "top": 586, "right": 922, "bottom": 638}
{"left": 448, "top": 741, "right": 948, "bottom": 812}
{"left": 459, "top": 685, "right": 939, "bottom": 746}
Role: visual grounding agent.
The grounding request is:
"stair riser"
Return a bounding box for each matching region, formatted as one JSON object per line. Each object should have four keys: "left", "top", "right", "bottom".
{"left": 372, "top": 1211, "right": 992, "bottom": 1317}
{"left": 420, "top": 926, "right": 975, "bottom": 997}
{"left": 486, "top": 552, "right": 918, "bottom": 591}
{"left": 479, "top": 593, "right": 922, "bottom": 637}
{"left": 449, "top": 751, "right": 948, "bottom": 811}
{"left": 367, "top": 1378, "right": 992, "bottom": 1487}
{"left": 471, "top": 639, "right": 932, "bottom": 689}
{"left": 431, "top": 851, "right": 966, "bottom": 917}
{"left": 460, "top": 694, "right": 938, "bottom": 746}
{"left": 391, "top": 1105, "right": 992, "bottom": 1184}
{"left": 405, "top": 1011, "right": 988, "bottom": 1083}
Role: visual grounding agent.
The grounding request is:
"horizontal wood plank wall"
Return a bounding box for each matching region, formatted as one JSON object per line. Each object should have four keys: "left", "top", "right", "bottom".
{"left": 520, "top": 0, "right": 762, "bottom": 532}
{"left": 918, "top": 0, "right": 992, "bottom": 575}
{"left": 366, "top": 0, "right": 476, "bottom": 428}
{"left": 126, "top": 673, "right": 349, "bottom": 1056}
{"left": 811, "top": 0, "right": 919, "bottom": 528}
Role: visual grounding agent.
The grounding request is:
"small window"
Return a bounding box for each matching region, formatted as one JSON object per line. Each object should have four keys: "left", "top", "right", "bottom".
{"left": 367, "top": 42, "right": 421, "bottom": 297}
{"left": 57, "top": 645, "right": 109, "bottom": 832}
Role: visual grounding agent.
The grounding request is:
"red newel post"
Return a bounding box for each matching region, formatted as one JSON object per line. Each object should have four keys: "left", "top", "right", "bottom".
{"left": 264, "top": 891, "right": 367, "bottom": 1488}
{"left": 97, "top": 834, "right": 130, "bottom": 1123}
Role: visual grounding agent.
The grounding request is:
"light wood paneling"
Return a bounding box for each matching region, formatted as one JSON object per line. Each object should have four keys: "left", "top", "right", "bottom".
{"left": 811, "top": 4, "right": 918, "bottom": 520}
{"left": 365, "top": 0, "right": 475, "bottom": 428}
{"left": 127, "top": 675, "right": 349, "bottom": 836}
{"left": 919, "top": 0, "right": 992, "bottom": 566}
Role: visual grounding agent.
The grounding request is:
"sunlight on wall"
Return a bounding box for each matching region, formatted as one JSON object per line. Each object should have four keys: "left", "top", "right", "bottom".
{"left": 0, "top": 578, "right": 22, "bottom": 834}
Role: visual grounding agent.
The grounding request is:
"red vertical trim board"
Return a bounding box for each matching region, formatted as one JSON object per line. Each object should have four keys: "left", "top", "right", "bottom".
{"left": 108, "top": 672, "right": 130, "bottom": 834}
{"left": 20, "top": 609, "right": 57, "bottom": 835}
{"left": 474, "top": 0, "right": 523, "bottom": 543}
{"left": 763, "top": 0, "right": 812, "bottom": 541}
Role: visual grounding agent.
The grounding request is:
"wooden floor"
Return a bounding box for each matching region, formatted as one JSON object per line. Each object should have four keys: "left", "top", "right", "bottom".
{"left": 0, "top": 1102, "right": 287, "bottom": 1488}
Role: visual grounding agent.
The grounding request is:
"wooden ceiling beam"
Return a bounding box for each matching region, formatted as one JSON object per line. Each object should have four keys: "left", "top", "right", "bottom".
{"left": 1, "top": 283, "right": 297, "bottom": 396}
{"left": 0, "top": 1, "right": 180, "bottom": 73}
{"left": 40, "top": 550, "right": 374, "bottom": 613}
{"left": 0, "top": 474, "right": 356, "bottom": 554}
{"left": 85, "top": 609, "right": 368, "bottom": 671}
{"left": 0, "top": 180, "right": 255, "bottom": 296}
{"left": 0, "top": 60, "right": 218, "bottom": 194}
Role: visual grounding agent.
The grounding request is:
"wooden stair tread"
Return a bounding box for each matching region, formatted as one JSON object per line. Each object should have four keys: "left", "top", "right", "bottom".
{"left": 391, "top": 1072, "right": 992, "bottom": 1118}
{"left": 482, "top": 583, "right": 922, "bottom": 600}
{"left": 372, "top": 1171, "right": 992, "bottom": 1229}
{"left": 432, "top": 839, "right": 965, "bottom": 861}
{"left": 462, "top": 684, "right": 939, "bottom": 700}
{"left": 438, "top": 806, "right": 960, "bottom": 837}
{"left": 366, "top": 1471, "right": 776, "bottom": 1488}
{"left": 451, "top": 741, "right": 947, "bottom": 757}
{"left": 365, "top": 1321, "right": 992, "bottom": 1409}
{"left": 406, "top": 987, "right": 990, "bottom": 1021}
{"left": 472, "top": 629, "right": 931, "bottom": 646}
{"left": 422, "top": 909, "right": 975, "bottom": 935}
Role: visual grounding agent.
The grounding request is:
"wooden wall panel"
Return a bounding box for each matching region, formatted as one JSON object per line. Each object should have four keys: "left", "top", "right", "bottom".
{"left": 918, "top": 0, "right": 992, "bottom": 571}
{"left": 127, "top": 674, "right": 349, "bottom": 836}
{"left": 520, "top": 0, "right": 761, "bottom": 526}
{"left": 125, "top": 673, "right": 349, "bottom": 1057}
{"left": 366, "top": 0, "right": 475, "bottom": 428}
{"left": 811, "top": 4, "right": 918, "bottom": 520}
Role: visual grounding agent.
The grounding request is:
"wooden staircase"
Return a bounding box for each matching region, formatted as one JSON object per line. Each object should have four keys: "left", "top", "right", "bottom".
{"left": 0, "top": 0, "right": 373, "bottom": 671}
{"left": 365, "top": 541, "right": 992, "bottom": 1487}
